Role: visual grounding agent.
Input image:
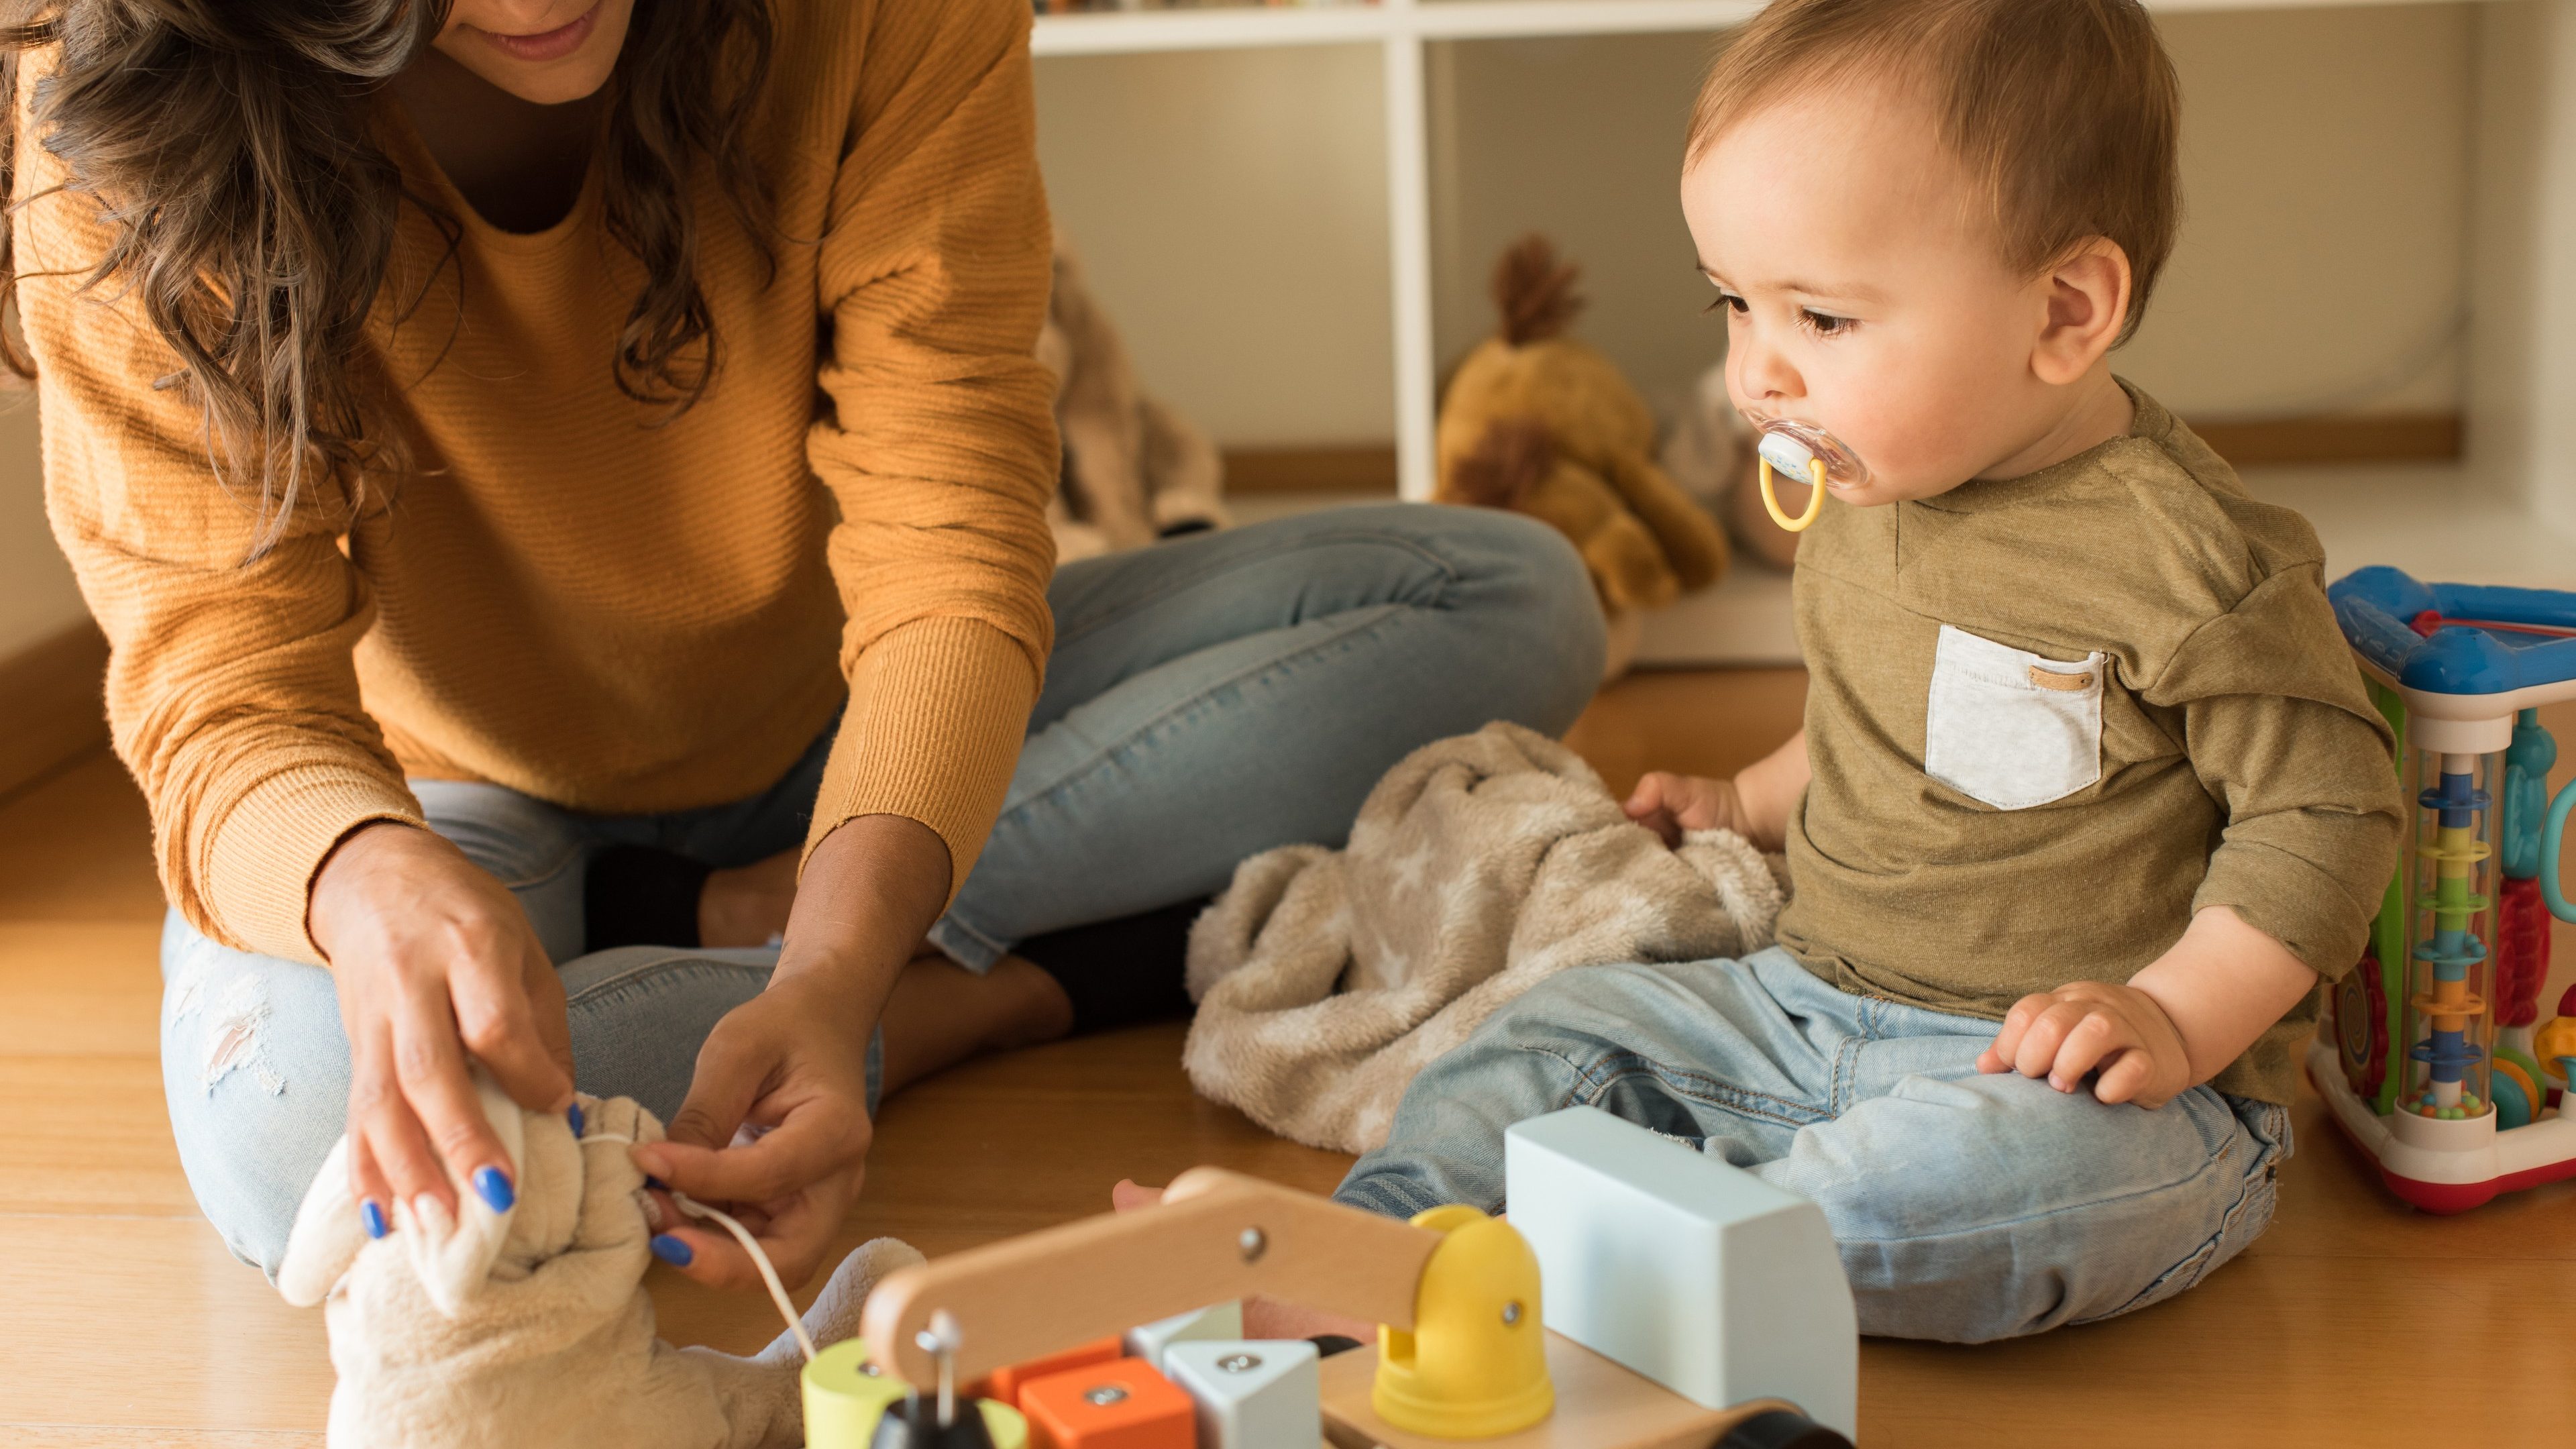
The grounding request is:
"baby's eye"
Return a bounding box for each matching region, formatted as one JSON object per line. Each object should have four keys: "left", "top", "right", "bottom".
{"left": 1799, "top": 309, "right": 1854, "bottom": 336}
{"left": 1703, "top": 290, "right": 1750, "bottom": 317}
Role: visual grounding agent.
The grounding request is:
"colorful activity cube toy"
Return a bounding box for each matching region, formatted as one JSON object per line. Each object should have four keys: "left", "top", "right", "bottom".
{"left": 2315, "top": 567, "right": 2576, "bottom": 1211}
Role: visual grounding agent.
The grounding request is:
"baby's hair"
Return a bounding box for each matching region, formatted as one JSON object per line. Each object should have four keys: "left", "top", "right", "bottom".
{"left": 1687, "top": 0, "right": 2180, "bottom": 341}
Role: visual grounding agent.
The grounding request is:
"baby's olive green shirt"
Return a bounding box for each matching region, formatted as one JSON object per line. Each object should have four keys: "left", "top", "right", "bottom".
{"left": 1774, "top": 384, "right": 2406, "bottom": 1103}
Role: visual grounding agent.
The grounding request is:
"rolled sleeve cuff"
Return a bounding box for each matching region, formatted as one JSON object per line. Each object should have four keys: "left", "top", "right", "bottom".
{"left": 198, "top": 764, "right": 425, "bottom": 965}
{"left": 2192, "top": 839, "right": 2379, "bottom": 981}
{"left": 806, "top": 615, "right": 1041, "bottom": 907}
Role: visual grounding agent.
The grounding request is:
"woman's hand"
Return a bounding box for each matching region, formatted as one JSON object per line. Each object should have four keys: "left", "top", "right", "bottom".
{"left": 632, "top": 972, "right": 877, "bottom": 1288}
{"left": 309, "top": 822, "right": 576, "bottom": 1236}
{"left": 633, "top": 813, "right": 951, "bottom": 1292}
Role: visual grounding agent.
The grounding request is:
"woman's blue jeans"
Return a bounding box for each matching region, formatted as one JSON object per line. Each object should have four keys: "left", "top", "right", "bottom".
{"left": 158, "top": 503, "right": 1607, "bottom": 1278}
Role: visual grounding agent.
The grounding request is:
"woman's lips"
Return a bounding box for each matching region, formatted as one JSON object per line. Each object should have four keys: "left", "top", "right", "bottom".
{"left": 472, "top": 2, "right": 600, "bottom": 63}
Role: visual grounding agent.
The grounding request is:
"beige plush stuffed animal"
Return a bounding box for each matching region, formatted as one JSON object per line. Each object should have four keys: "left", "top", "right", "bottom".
{"left": 278, "top": 1080, "right": 922, "bottom": 1449}
{"left": 1039, "top": 240, "right": 1228, "bottom": 561}
{"left": 1436, "top": 237, "right": 1731, "bottom": 676}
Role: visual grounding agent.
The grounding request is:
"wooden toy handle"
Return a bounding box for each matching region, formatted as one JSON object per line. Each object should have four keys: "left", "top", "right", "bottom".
{"left": 859, "top": 1167, "right": 1443, "bottom": 1384}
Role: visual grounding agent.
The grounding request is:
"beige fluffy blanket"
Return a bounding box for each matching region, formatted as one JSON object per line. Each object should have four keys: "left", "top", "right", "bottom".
{"left": 1183, "top": 722, "right": 1787, "bottom": 1153}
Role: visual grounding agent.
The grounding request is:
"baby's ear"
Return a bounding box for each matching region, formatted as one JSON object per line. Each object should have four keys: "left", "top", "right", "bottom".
{"left": 402, "top": 1070, "right": 528, "bottom": 1316}
{"left": 277, "top": 1134, "right": 366, "bottom": 1308}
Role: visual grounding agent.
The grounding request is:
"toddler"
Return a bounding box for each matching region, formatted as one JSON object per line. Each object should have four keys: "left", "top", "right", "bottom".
{"left": 1330, "top": 0, "right": 2406, "bottom": 1342}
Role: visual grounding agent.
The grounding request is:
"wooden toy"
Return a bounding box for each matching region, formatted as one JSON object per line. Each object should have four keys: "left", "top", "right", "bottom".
{"left": 2316, "top": 568, "right": 2576, "bottom": 1211}
{"left": 1164, "top": 1340, "right": 1322, "bottom": 1449}
{"left": 1503, "top": 1108, "right": 1857, "bottom": 1440}
{"left": 804, "top": 1339, "right": 910, "bottom": 1445}
{"left": 863, "top": 1311, "right": 1035, "bottom": 1449}
{"left": 1017, "top": 1355, "right": 1197, "bottom": 1448}
{"left": 816, "top": 1165, "right": 1851, "bottom": 1449}
{"left": 1126, "top": 1302, "right": 1246, "bottom": 1373}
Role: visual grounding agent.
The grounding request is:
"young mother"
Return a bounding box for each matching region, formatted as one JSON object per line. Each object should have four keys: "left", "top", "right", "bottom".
{"left": 11, "top": 0, "right": 1601, "bottom": 1293}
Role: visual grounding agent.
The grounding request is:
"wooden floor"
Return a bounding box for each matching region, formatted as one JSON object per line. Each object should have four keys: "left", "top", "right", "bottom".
{"left": 6, "top": 667, "right": 2572, "bottom": 1447}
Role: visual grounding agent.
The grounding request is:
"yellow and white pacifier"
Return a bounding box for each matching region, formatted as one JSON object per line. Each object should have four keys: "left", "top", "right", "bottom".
{"left": 1750, "top": 416, "right": 1869, "bottom": 533}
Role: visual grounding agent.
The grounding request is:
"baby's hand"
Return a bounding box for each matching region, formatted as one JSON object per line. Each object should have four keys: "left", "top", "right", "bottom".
{"left": 1623, "top": 772, "right": 1747, "bottom": 849}
{"left": 1976, "top": 981, "right": 2192, "bottom": 1108}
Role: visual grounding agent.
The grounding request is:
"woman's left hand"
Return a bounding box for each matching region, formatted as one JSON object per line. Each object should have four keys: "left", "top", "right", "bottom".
{"left": 631, "top": 814, "right": 951, "bottom": 1291}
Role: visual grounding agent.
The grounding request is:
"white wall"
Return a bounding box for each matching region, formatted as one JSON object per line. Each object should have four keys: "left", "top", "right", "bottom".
{"left": 2135, "top": 5, "right": 2471, "bottom": 420}
{"left": 2467, "top": 0, "right": 2576, "bottom": 535}
{"left": 1034, "top": 44, "right": 1395, "bottom": 449}
{"left": 1036, "top": 4, "right": 2479, "bottom": 447}
{"left": 0, "top": 395, "right": 82, "bottom": 659}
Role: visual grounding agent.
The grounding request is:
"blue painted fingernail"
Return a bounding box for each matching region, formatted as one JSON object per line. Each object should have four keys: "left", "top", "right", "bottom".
{"left": 651, "top": 1234, "right": 693, "bottom": 1267}
{"left": 567, "top": 1102, "right": 586, "bottom": 1137}
{"left": 645, "top": 1175, "right": 668, "bottom": 1191}
{"left": 472, "top": 1166, "right": 516, "bottom": 1214}
{"left": 360, "top": 1199, "right": 388, "bottom": 1240}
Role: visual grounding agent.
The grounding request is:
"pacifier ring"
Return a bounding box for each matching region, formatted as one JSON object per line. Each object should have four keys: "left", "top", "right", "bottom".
{"left": 1759, "top": 454, "right": 1827, "bottom": 533}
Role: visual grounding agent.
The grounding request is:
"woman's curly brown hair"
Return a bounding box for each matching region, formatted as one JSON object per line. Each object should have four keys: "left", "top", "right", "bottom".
{"left": 0, "top": 0, "right": 775, "bottom": 554}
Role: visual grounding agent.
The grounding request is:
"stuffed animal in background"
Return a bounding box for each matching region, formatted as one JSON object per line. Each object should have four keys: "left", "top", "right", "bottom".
{"left": 1040, "top": 240, "right": 1228, "bottom": 561}
{"left": 1436, "top": 236, "right": 1729, "bottom": 676}
{"left": 278, "top": 1080, "right": 922, "bottom": 1449}
{"left": 1660, "top": 362, "right": 1805, "bottom": 573}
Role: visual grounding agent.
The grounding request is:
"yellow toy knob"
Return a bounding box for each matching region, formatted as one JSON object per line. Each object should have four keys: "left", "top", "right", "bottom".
{"left": 2536, "top": 1018, "right": 2576, "bottom": 1083}
{"left": 1758, "top": 454, "right": 1828, "bottom": 533}
{"left": 1373, "top": 1205, "right": 1554, "bottom": 1439}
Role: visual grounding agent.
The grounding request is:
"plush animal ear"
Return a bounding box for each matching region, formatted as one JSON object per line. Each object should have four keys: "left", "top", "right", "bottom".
{"left": 277, "top": 1134, "right": 368, "bottom": 1308}
{"left": 399, "top": 1069, "right": 528, "bottom": 1318}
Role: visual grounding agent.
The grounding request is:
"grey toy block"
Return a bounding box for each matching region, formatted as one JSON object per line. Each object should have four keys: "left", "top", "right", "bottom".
{"left": 1164, "top": 1339, "right": 1320, "bottom": 1449}
{"left": 1123, "top": 1299, "right": 1244, "bottom": 1371}
{"left": 1505, "top": 1105, "right": 1858, "bottom": 1439}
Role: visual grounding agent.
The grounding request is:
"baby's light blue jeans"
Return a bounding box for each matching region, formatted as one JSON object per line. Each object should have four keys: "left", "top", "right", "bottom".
{"left": 1334, "top": 948, "right": 2291, "bottom": 1343}
{"left": 158, "top": 504, "right": 1607, "bottom": 1279}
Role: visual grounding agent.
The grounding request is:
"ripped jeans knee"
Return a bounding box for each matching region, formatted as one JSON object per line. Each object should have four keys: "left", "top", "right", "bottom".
{"left": 160, "top": 911, "right": 356, "bottom": 1280}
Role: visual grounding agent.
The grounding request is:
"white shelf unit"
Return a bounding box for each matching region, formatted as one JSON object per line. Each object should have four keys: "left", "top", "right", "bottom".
{"left": 1033, "top": 0, "right": 2509, "bottom": 504}
{"left": 1038, "top": 0, "right": 2576, "bottom": 664}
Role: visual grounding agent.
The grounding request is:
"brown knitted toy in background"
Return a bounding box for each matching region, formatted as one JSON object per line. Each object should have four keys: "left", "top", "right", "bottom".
{"left": 1436, "top": 236, "right": 1729, "bottom": 676}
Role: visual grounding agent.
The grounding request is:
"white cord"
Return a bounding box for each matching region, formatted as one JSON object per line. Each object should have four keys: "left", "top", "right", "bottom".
{"left": 582, "top": 1130, "right": 816, "bottom": 1362}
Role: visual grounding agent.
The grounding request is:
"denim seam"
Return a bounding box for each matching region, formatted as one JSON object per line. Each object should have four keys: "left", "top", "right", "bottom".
{"left": 562, "top": 955, "right": 775, "bottom": 1010}
{"left": 1051, "top": 529, "right": 1464, "bottom": 653}
{"left": 2070, "top": 1146, "right": 2275, "bottom": 1326}
{"left": 987, "top": 602, "right": 1424, "bottom": 835}
{"left": 1538, "top": 1044, "right": 1826, "bottom": 1130}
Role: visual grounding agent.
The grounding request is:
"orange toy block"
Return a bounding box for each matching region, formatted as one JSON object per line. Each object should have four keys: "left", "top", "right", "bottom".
{"left": 1019, "top": 1356, "right": 1197, "bottom": 1449}
{"left": 986, "top": 1337, "right": 1127, "bottom": 1409}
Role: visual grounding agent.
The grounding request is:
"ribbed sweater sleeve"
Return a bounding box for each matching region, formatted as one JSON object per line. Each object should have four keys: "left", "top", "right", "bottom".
{"left": 17, "top": 109, "right": 422, "bottom": 963}
{"left": 802, "top": 0, "right": 1061, "bottom": 898}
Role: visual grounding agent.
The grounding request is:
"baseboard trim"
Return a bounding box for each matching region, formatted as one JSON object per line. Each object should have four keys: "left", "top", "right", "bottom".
{"left": 0, "top": 619, "right": 109, "bottom": 800}
{"left": 2186, "top": 411, "right": 2461, "bottom": 467}
{"left": 1222, "top": 445, "right": 1401, "bottom": 494}
{"left": 1221, "top": 411, "right": 2465, "bottom": 492}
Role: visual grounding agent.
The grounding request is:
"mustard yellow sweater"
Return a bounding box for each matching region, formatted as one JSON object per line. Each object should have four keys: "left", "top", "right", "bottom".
{"left": 21, "top": 0, "right": 1059, "bottom": 963}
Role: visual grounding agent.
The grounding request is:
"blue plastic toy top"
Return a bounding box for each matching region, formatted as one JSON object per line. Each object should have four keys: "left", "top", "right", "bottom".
{"left": 2330, "top": 567, "right": 2576, "bottom": 698}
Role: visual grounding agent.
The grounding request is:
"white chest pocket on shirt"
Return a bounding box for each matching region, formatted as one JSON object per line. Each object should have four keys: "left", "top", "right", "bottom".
{"left": 1923, "top": 624, "right": 2105, "bottom": 810}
